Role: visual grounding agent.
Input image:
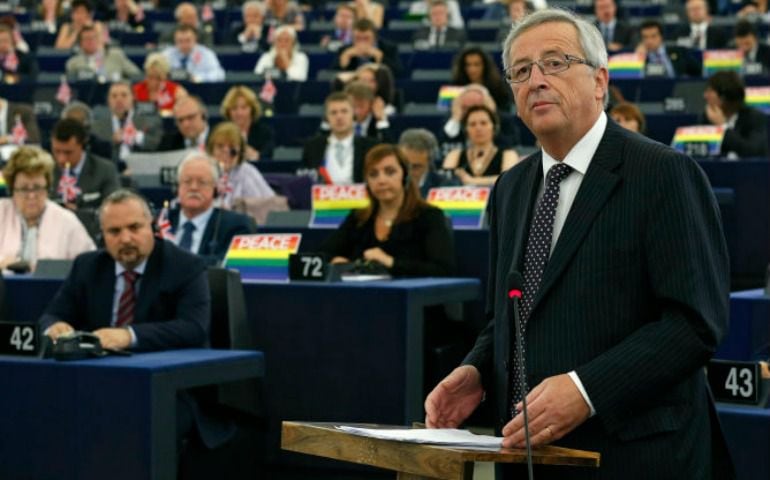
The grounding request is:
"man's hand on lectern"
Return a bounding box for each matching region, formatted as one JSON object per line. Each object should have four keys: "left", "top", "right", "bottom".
{"left": 425, "top": 365, "right": 484, "bottom": 428}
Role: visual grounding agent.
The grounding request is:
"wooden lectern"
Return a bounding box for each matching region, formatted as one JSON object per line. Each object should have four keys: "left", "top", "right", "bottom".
{"left": 282, "top": 421, "right": 600, "bottom": 480}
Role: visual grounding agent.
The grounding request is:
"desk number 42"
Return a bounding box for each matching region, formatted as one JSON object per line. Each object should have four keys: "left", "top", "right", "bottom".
{"left": 725, "top": 367, "right": 754, "bottom": 398}
{"left": 10, "top": 326, "right": 34, "bottom": 352}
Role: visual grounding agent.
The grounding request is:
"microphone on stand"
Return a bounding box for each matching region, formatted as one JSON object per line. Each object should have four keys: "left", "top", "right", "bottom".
{"left": 507, "top": 271, "right": 533, "bottom": 480}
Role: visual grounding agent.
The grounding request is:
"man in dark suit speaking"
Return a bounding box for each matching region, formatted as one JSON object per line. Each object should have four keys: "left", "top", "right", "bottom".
{"left": 40, "top": 189, "right": 209, "bottom": 351}
{"left": 425, "top": 8, "right": 732, "bottom": 479}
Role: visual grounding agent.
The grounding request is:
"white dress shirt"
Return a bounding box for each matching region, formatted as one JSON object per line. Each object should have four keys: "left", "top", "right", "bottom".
{"left": 175, "top": 206, "right": 215, "bottom": 254}
{"left": 537, "top": 111, "right": 608, "bottom": 416}
{"left": 324, "top": 133, "right": 355, "bottom": 184}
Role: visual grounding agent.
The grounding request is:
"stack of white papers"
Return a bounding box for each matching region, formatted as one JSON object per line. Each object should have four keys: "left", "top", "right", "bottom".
{"left": 336, "top": 426, "right": 503, "bottom": 450}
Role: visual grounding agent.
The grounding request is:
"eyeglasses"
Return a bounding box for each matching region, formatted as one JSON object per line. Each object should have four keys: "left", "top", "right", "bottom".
{"left": 13, "top": 185, "right": 48, "bottom": 195}
{"left": 179, "top": 178, "right": 214, "bottom": 188}
{"left": 504, "top": 54, "right": 594, "bottom": 84}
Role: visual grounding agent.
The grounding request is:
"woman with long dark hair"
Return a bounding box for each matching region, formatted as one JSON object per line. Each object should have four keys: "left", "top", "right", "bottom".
{"left": 451, "top": 46, "right": 512, "bottom": 112}
{"left": 320, "top": 144, "right": 455, "bottom": 276}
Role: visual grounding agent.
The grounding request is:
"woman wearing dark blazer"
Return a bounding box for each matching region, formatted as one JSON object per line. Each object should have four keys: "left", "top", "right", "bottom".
{"left": 221, "top": 85, "right": 276, "bottom": 161}
{"left": 321, "top": 144, "right": 455, "bottom": 277}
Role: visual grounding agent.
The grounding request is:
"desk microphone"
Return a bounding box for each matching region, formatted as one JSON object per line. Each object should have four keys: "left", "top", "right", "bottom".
{"left": 507, "top": 271, "right": 533, "bottom": 480}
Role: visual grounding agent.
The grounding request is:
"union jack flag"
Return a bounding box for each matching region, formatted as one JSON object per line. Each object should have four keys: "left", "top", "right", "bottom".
{"left": 11, "top": 115, "right": 27, "bottom": 145}
{"left": 201, "top": 3, "right": 215, "bottom": 22}
{"left": 56, "top": 76, "right": 72, "bottom": 105}
{"left": 122, "top": 117, "right": 137, "bottom": 146}
{"left": 259, "top": 75, "right": 277, "bottom": 104}
{"left": 217, "top": 170, "right": 233, "bottom": 208}
{"left": 57, "top": 163, "right": 81, "bottom": 203}
{"left": 3, "top": 51, "right": 18, "bottom": 72}
{"left": 134, "top": 4, "right": 145, "bottom": 22}
{"left": 156, "top": 201, "right": 175, "bottom": 240}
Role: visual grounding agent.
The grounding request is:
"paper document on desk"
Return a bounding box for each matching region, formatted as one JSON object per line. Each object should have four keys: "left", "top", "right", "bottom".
{"left": 336, "top": 426, "right": 503, "bottom": 450}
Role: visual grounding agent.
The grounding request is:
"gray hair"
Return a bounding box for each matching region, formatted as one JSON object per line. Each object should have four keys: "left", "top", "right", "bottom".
{"left": 177, "top": 151, "right": 220, "bottom": 184}
{"left": 273, "top": 25, "right": 299, "bottom": 49}
{"left": 502, "top": 8, "right": 609, "bottom": 106}
{"left": 243, "top": 0, "right": 265, "bottom": 16}
{"left": 399, "top": 128, "right": 439, "bottom": 155}
{"left": 99, "top": 189, "right": 153, "bottom": 224}
{"left": 61, "top": 101, "right": 93, "bottom": 128}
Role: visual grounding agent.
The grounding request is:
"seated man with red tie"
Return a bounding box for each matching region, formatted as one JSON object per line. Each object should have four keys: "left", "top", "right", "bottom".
{"left": 40, "top": 189, "right": 210, "bottom": 352}
{"left": 40, "top": 190, "right": 239, "bottom": 455}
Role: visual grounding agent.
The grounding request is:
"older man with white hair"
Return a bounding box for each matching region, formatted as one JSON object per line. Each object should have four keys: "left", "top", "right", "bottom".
{"left": 168, "top": 153, "right": 256, "bottom": 265}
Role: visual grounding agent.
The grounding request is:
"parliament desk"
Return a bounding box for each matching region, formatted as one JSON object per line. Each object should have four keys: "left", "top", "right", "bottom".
{"left": 0, "top": 349, "right": 264, "bottom": 480}
{"left": 5, "top": 276, "right": 481, "bottom": 470}
{"left": 715, "top": 290, "right": 770, "bottom": 361}
{"left": 717, "top": 404, "right": 770, "bottom": 480}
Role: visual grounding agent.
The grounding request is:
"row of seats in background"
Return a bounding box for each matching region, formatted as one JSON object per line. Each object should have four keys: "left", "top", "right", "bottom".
{"left": 4, "top": 75, "right": 768, "bottom": 155}
{"left": 9, "top": 1, "right": 680, "bottom": 51}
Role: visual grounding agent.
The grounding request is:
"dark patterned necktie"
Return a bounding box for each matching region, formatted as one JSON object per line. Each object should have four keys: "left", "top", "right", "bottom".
{"left": 511, "top": 162, "right": 573, "bottom": 412}
{"left": 116, "top": 271, "right": 138, "bottom": 327}
{"left": 178, "top": 221, "right": 196, "bottom": 252}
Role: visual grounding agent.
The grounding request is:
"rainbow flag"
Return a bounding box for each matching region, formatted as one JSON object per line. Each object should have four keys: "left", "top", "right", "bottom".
{"left": 746, "top": 86, "right": 770, "bottom": 114}
{"left": 608, "top": 53, "right": 645, "bottom": 79}
{"left": 310, "top": 184, "right": 370, "bottom": 229}
{"left": 0, "top": 172, "right": 5, "bottom": 196}
{"left": 427, "top": 186, "right": 490, "bottom": 229}
{"left": 437, "top": 85, "right": 464, "bottom": 111}
{"left": 671, "top": 125, "right": 724, "bottom": 156}
{"left": 223, "top": 234, "right": 302, "bottom": 282}
{"left": 702, "top": 50, "right": 743, "bottom": 77}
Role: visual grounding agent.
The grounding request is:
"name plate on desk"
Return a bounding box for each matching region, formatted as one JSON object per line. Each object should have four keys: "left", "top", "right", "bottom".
{"left": 746, "top": 86, "right": 770, "bottom": 114}
{"left": 702, "top": 49, "right": 743, "bottom": 77}
{"left": 289, "top": 253, "right": 329, "bottom": 281}
{"left": 223, "top": 233, "right": 302, "bottom": 282}
{"left": 309, "top": 184, "right": 369, "bottom": 229}
{"left": 671, "top": 125, "right": 724, "bottom": 157}
{"left": 0, "top": 322, "right": 39, "bottom": 356}
{"left": 708, "top": 360, "right": 760, "bottom": 405}
{"left": 427, "top": 186, "right": 490, "bottom": 229}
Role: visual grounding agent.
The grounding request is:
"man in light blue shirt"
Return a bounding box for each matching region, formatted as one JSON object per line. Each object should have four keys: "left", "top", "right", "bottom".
{"left": 162, "top": 24, "right": 225, "bottom": 82}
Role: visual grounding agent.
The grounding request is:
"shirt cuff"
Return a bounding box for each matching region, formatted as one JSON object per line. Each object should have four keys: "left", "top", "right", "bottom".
{"left": 568, "top": 370, "right": 596, "bottom": 417}
{"left": 126, "top": 326, "right": 138, "bottom": 348}
{"left": 444, "top": 119, "right": 460, "bottom": 138}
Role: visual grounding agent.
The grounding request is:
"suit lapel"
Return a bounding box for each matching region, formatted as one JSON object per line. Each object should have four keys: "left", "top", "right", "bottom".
{"left": 94, "top": 257, "right": 117, "bottom": 328}
{"left": 169, "top": 209, "right": 180, "bottom": 234}
{"left": 198, "top": 208, "right": 218, "bottom": 255}
{"left": 531, "top": 124, "right": 624, "bottom": 311}
{"left": 134, "top": 242, "right": 163, "bottom": 324}
{"left": 505, "top": 154, "right": 543, "bottom": 278}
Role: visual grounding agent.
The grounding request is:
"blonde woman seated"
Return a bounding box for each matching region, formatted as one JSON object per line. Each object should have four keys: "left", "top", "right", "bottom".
{"left": 207, "top": 122, "right": 275, "bottom": 210}
{"left": 0, "top": 146, "right": 95, "bottom": 271}
{"left": 132, "top": 53, "right": 189, "bottom": 115}
{"left": 253, "top": 25, "right": 308, "bottom": 81}
{"left": 220, "top": 85, "right": 275, "bottom": 161}
{"left": 442, "top": 105, "right": 519, "bottom": 186}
